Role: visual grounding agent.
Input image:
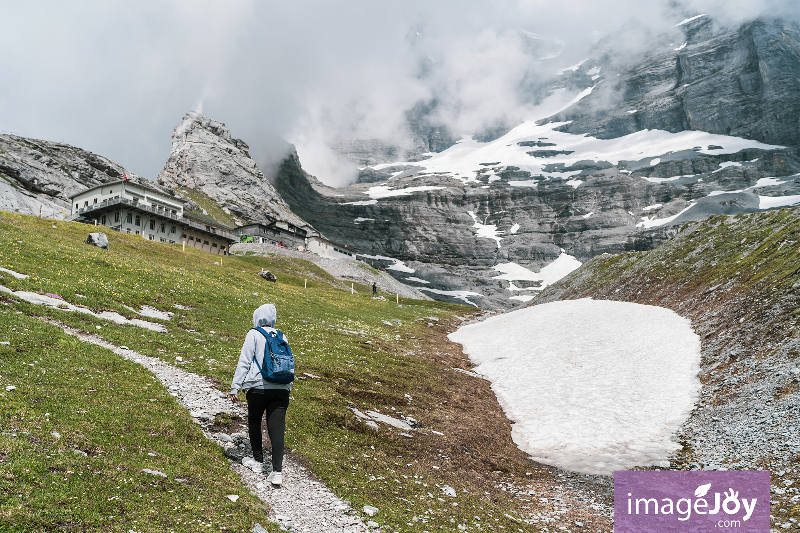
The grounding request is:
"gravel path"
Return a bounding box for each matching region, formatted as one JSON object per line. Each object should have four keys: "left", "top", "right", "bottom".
{"left": 40, "top": 317, "right": 372, "bottom": 533}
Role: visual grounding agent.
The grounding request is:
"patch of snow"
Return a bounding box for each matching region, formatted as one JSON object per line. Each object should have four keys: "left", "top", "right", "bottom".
{"left": 1, "top": 287, "right": 167, "bottom": 332}
{"left": 448, "top": 298, "right": 701, "bottom": 475}
{"left": 365, "top": 410, "right": 414, "bottom": 430}
{"left": 468, "top": 211, "right": 503, "bottom": 248}
{"left": 417, "top": 288, "right": 481, "bottom": 307}
{"left": 627, "top": 110, "right": 637, "bottom": 114}
{"left": 372, "top": 118, "right": 781, "bottom": 190}
{"left": 637, "top": 202, "right": 696, "bottom": 228}
{"left": 755, "top": 177, "right": 784, "bottom": 187}
{"left": 582, "top": 212, "right": 594, "bottom": 219}
{"left": 586, "top": 66, "right": 601, "bottom": 76}
{"left": 759, "top": 194, "right": 800, "bottom": 210}
{"left": 677, "top": 14, "right": 706, "bottom": 26}
{"left": 674, "top": 42, "right": 687, "bottom": 51}
{"left": 404, "top": 277, "right": 430, "bottom": 284}
{"left": 0, "top": 267, "right": 28, "bottom": 279}
{"left": 642, "top": 203, "right": 663, "bottom": 211}
{"left": 565, "top": 179, "right": 582, "bottom": 189}
{"left": 707, "top": 176, "right": 789, "bottom": 197}
{"left": 712, "top": 161, "right": 743, "bottom": 172}
{"left": 509, "top": 223, "right": 520, "bottom": 234}
{"left": 493, "top": 252, "right": 582, "bottom": 292}
{"left": 643, "top": 174, "right": 695, "bottom": 183}
{"left": 354, "top": 218, "right": 375, "bottom": 224}
{"left": 557, "top": 58, "right": 588, "bottom": 74}
{"left": 342, "top": 199, "right": 378, "bottom": 206}
{"left": 509, "top": 295, "right": 536, "bottom": 302}
{"left": 649, "top": 158, "right": 661, "bottom": 166}
{"left": 358, "top": 253, "right": 416, "bottom": 274}
{"left": 365, "top": 185, "right": 447, "bottom": 199}
{"left": 138, "top": 305, "right": 173, "bottom": 321}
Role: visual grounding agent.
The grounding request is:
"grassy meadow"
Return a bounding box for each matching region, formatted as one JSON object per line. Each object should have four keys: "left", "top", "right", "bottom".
{"left": 0, "top": 212, "right": 542, "bottom": 532}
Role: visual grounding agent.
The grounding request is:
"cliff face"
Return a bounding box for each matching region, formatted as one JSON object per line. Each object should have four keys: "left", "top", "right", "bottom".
{"left": 0, "top": 134, "right": 149, "bottom": 219}
{"left": 156, "top": 111, "right": 307, "bottom": 228}
{"left": 548, "top": 17, "right": 800, "bottom": 147}
{"left": 275, "top": 16, "right": 800, "bottom": 309}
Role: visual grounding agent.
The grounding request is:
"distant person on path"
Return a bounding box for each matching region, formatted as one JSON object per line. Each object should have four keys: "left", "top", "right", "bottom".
{"left": 372, "top": 282, "right": 377, "bottom": 295}
{"left": 230, "top": 303, "right": 292, "bottom": 486}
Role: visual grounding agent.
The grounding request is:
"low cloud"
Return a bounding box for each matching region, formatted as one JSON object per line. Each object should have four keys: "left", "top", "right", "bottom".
{"left": 0, "top": 0, "right": 795, "bottom": 186}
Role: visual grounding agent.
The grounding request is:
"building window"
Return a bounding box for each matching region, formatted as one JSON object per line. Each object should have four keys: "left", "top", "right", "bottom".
{"left": 160, "top": 223, "right": 165, "bottom": 233}
{"left": 75, "top": 203, "right": 78, "bottom": 209}
{"left": 93, "top": 198, "right": 97, "bottom": 204}
{"left": 101, "top": 215, "right": 106, "bottom": 225}
{"left": 109, "top": 189, "right": 112, "bottom": 194}
{"left": 126, "top": 229, "right": 131, "bottom": 234}
{"left": 203, "top": 240, "right": 209, "bottom": 246}
{"left": 171, "top": 210, "right": 177, "bottom": 216}
{"left": 126, "top": 213, "right": 132, "bottom": 224}
{"left": 149, "top": 234, "right": 154, "bottom": 240}
{"left": 181, "top": 233, "right": 186, "bottom": 238}
{"left": 84, "top": 201, "right": 89, "bottom": 207}
{"left": 135, "top": 231, "right": 140, "bottom": 235}
{"left": 170, "top": 226, "right": 176, "bottom": 234}
{"left": 149, "top": 220, "right": 155, "bottom": 230}
{"left": 188, "top": 236, "right": 194, "bottom": 241}
{"left": 160, "top": 237, "right": 166, "bottom": 242}
{"left": 135, "top": 216, "right": 140, "bottom": 226}
{"left": 212, "top": 243, "right": 218, "bottom": 248}
{"left": 114, "top": 211, "right": 120, "bottom": 223}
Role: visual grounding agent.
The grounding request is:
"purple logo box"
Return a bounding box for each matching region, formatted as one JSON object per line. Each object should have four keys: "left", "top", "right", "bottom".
{"left": 615, "top": 471, "right": 770, "bottom": 532}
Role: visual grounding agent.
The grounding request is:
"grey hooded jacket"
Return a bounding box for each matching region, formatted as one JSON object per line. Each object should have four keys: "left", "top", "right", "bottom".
{"left": 231, "top": 303, "right": 292, "bottom": 394}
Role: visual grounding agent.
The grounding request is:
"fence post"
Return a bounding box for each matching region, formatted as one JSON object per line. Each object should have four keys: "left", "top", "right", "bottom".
{"left": 304, "top": 279, "right": 307, "bottom": 289}
{"left": 396, "top": 293, "right": 399, "bottom": 304}
{"left": 351, "top": 283, "right": 354, "bottom": 294}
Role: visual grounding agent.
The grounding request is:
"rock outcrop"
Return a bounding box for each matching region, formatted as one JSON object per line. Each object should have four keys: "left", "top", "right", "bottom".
{"left": 0, "top": 134, "right": 147, "bottom": 219}
{"left": 85, "top": 232, "right": 110, "bottom": 250}
{"left": 546, "top": 17, "right": 800, "bottom": 148}
{"left": 156, "top": 111, "right": 308, "bottom": 229}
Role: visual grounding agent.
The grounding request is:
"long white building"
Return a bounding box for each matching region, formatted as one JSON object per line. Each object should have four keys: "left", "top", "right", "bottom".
{"left": 69, "top": 180, "right": 236, "bottom": 255}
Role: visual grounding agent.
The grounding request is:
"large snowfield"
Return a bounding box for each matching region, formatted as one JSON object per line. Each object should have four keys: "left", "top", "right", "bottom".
{"left": 448, "top": 299, "right": 701, "bottom": 476}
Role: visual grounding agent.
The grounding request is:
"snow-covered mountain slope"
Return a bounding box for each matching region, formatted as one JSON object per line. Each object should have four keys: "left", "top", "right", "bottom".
{"left": 275, "top": 15, "right": 800, "bottom": 309}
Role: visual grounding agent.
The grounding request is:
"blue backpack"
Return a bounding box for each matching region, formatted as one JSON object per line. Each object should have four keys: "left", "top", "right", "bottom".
{"left": 251, "top": 327, "right": 295, "bottom": 384}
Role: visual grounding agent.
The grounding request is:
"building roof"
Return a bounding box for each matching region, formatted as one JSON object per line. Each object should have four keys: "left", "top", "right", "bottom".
{"left": 68, "top": 179, "right": 182, "bottom": 203}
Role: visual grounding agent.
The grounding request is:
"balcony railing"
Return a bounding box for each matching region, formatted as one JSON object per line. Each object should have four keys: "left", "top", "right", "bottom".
{"left": 73, "top": 197, "right": 237, "bottom": 241}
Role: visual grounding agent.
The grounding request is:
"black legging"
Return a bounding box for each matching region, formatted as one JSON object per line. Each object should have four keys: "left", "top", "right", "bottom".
{"left": 246, "top": 389, "right": 290, "bottom": 472}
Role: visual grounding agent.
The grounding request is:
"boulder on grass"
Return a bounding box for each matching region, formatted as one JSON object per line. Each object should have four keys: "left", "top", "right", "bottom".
{"left": 257, "top": 270, "right": 277, "bottom": 282}
{"left": 85, "top": 232, "right": 109, "bottom": 250}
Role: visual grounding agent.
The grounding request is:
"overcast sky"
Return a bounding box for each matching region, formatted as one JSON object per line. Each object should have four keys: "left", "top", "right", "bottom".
{"left": 1, "top": 1, "right": 795, "bottom": 186}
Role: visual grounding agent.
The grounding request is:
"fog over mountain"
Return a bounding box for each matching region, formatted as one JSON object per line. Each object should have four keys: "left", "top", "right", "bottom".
{"left": 1, "top": 0, "right": 797, "bottom": 186}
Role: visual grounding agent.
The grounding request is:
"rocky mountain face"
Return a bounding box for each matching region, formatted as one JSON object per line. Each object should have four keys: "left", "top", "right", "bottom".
{"left": 0, "top": 134, "right": 151, "bottom": 219}
{"left": 548, "top": 17, "right": 800, "bottom": 147}
{"left": 275, "top": 16, "right": 800, "bottom": 309}
{"left": 156, "top": 112, "right": 308, "bottom": 229}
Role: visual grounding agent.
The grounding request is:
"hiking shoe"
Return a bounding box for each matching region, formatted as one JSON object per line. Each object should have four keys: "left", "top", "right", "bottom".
{"left": 252, "top": 449, "right": 264, "bottom": 463}
{"left": 267, "top": 471, "right": 282, "bottom": 486}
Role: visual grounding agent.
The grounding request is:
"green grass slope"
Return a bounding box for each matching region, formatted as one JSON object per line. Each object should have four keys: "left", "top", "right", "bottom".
{"left": 0, "top": 212, "right": 564, "bottom": 532}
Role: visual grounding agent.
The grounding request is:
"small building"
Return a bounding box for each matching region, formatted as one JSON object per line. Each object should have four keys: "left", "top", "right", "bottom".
{"left": 69, "top": 180, "right": 236, "bottom": 255}
{"left": 237, "top": 221, "right": 311, "bottom": 250}
{"left": 306, "top": 236, "right": 358, "bottom": 259}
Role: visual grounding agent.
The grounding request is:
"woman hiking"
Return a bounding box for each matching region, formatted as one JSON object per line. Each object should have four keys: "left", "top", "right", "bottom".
{"left": 230, "top": 303, "right": 293, "bottom": 486}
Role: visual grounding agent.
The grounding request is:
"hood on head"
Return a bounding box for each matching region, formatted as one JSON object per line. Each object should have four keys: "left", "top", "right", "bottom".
{"left": 253, "top": 303, "right": 277, "bottom": 328}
